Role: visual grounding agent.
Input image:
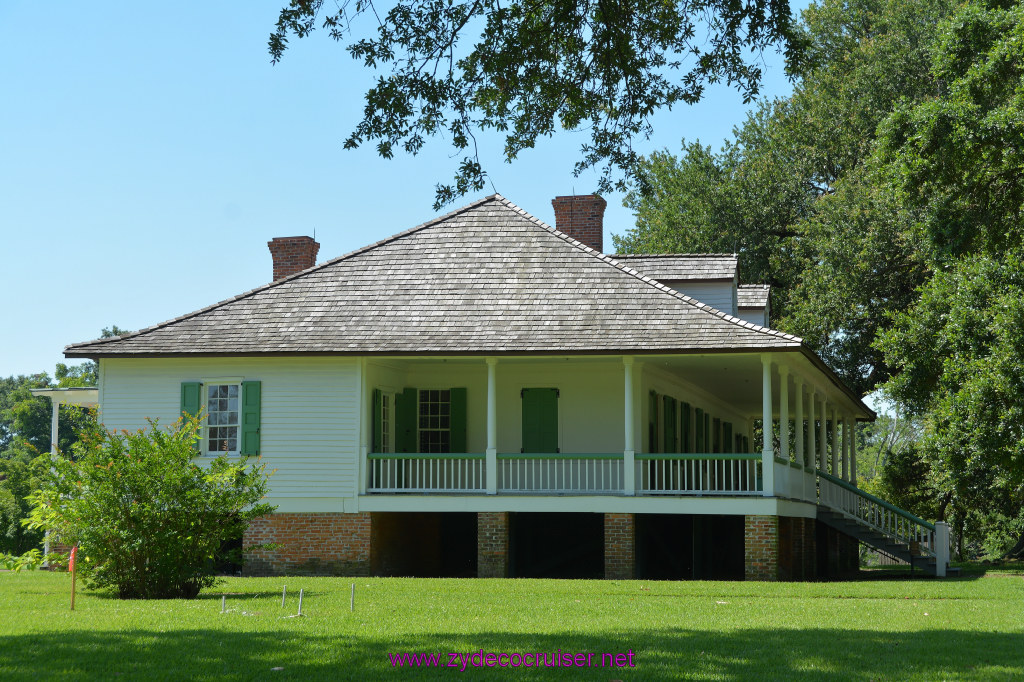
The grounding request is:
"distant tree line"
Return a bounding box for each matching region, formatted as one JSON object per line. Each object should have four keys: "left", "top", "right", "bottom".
{"left": 0, "top": 326, "right": 126, "bottom": 555}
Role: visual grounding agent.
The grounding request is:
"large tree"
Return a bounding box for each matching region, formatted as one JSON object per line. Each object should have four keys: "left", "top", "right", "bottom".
{"left": 875, "top": 1, "right": 1024, "bottom": 556}
{"left": 616, "top": 0, "right": 952, "bottom": 395}
{"left": 269, "top": 0, "right": 804, "bottom": 207}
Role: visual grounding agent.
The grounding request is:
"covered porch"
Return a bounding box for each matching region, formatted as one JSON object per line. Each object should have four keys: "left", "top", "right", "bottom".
{"left": 357, "top": 352, "right": 866, "bottom": 501}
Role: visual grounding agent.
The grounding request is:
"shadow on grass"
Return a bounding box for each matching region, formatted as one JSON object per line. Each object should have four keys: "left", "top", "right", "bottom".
{"left": 1, "top": 627, "right": 1021, "bottom": 681}
{"left": 87, "top": 588, "right": 326, "bottom": 601}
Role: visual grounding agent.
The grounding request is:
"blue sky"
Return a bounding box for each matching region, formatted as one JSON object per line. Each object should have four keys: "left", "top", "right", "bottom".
{"left": 2, "top": 1, "right": 808, "bottom": 378}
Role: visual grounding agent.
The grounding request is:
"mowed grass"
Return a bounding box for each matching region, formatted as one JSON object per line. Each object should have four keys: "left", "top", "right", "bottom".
{"left": 2, "top": 569, "right": 1023, "bottom": 681}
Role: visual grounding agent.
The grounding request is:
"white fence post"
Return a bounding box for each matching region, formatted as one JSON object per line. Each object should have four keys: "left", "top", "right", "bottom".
{"left": 934, "top": 521, "right": 950, "bottom": 577}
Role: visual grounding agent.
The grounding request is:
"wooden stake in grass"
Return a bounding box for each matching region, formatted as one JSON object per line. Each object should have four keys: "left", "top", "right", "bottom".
{"left": 221, "top": 595, "right": 226, "bottom": 614}
{"left": 297, "top": 589, "right": 304, "bottom": 617}
{"left": 69, "top": 546, "right": 78, "bottom": 612}
{"left": 350, "top": 583, "right": 355, "bottom": 612}
{"left": 282, "top": 585, "right": 287, "bottom": 608}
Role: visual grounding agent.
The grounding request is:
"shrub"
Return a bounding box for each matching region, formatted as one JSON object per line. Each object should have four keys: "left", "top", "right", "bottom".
{"left": 27, "top": 416, "right": 275, "bottom": 598}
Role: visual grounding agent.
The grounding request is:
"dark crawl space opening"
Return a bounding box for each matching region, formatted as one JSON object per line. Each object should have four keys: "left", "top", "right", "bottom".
{"left": 510, "top": 512, "right": 604, "bottom": 578}
{"left": 371, "top": 512, "right": 477, "bottom": 577}
{"left": 636, "top": 514, "right": 744, "bottom": 580}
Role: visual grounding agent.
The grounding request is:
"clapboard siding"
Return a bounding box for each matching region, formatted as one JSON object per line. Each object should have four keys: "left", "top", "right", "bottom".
{"left": 99, "top": 357, "right": 359, "bottom": 503}
{"left": 737, "top": 309, "right": 769, "bottom": 328}
{"left": 662, "top": 281, "right": 736, "bottom": 316}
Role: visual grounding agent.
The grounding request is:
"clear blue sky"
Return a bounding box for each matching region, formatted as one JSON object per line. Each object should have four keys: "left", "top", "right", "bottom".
{"left": 1, "top": 1, "right": 808, "bottom": 378}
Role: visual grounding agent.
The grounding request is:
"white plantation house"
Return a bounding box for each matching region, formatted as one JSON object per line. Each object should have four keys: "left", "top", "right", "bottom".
{"left": 65, "top": 194, "right": 951, "bottom": 580}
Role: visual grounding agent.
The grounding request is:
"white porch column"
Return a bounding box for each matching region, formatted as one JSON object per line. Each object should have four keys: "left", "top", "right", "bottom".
{"left": 779, "top": 366, "right": 790, "bottom": 462}
{"left": 831, "top": 407, "right": 840, "bottom": 477}
{"left": 44, "top": 398, "right": 59, "bottom": 563}
{"left": 49, "top": 398, "right": 59, "bottom": 456}
{"left": 760, "top": 354, "right": 774, "bottom": 497}
{"left": 807, "top": 388, "right": 816, "bottom": 471}
{"left": 623, "top": 356, "right": 636, "bottom": 496}
{"left": 359, "top": 359, "right": 370, "bottom": 495}
{"left": 486, "top": 358, "right": 498, "bottom": 495}
{"left": 794, "top": 377, "right": 805, "bottom": 467}
{"left": 818, "top": 396, "right": 828, "bottom": 473}
{"left": 850, "top": 417, "right": 858, "bottom": 486}
{"left": 841, "top": 415, "right": 850, "bottom": 480}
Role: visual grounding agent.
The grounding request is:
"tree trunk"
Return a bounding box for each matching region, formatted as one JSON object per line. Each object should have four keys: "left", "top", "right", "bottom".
{"left": 1002, "top": 530, "right": 1024, "bottom": 560}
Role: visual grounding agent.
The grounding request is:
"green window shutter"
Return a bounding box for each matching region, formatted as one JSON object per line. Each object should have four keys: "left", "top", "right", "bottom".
{"left": 450, "top": 387, "right": 467, "bottom": 454}
{"left": 240, "top": 381, "right": 262, "bottom": 456}
{"left": 522, "top": 388, "right": 558, "bottom": 453}
{"left": 743, "top": 435, "right": 749, "bottom": 453}
{"left": 663, "top": 396, "right": 677, "bottom": 454}
{"left": 648, "top": 391, "right": 659, "bottom": 454}
{"left": 705, "top": 413, "right": 711, "bottom": 454}
{"left": 723, "top": 422, "right": 733, "bottom": 454}
{"left": 181, "top": 381, "right": 202, "bottom": 421}
{"left": 695, "top": 408, "right": 704, "bottom": 453}
{"left": 395, "top": 387, "right": 418, "bottom": 453}
{"left": 372, "top": 389, "right": 382, "bottom": 453}
{"left": 713, "top": 417, "right": 721, "bottom": 454}
{"left": 180, "top": 381, "right": 202, "bottom": 453}
{"left": 681, "top": 403, "right": 691, "bottom": 452}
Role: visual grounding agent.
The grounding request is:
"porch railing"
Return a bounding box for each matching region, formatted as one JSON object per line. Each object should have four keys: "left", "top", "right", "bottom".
{"left": 366, "top": 452, "right": 767, "bottom": 496}
{"left": 497, "top": 454, "right": 624, "bottom": 494}
{"left": 636, "top": 454, "right": 762, "bottom": 495}
{"left": 367, "top": 454, "right": 486, "bottom": 493}
{"left": 818, "top": 470, "right": 937, "bottom": 557}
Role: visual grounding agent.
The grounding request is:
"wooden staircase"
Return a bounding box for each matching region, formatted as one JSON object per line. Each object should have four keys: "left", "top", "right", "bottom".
{"left": 816, "top": 506, "right": 957, "bottom": 576}
{"left": 816, "top": 471, "right": 954, "bottom": 577}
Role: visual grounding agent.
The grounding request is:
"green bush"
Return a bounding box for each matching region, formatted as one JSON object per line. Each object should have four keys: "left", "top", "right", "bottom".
{"left": 27, "top": 417, "right": 275, "bottom": 599}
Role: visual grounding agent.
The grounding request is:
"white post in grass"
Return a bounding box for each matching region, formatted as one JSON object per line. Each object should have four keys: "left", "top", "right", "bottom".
{"left": 486, "top": 358, "right": 498, "bottom": 495}
{"left": 623, "top": 356, "right": 636, "bottom": 496}
{"left": 934, "top": 522, "right": 949, "bottom": 577}
{"left": 761, "top": 354, "right": 774, "bottom": 497}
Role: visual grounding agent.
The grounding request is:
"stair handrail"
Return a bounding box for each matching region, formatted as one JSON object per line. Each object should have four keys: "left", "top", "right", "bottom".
{"left": 817, "top": 470, "right": 935, "bottom": 531}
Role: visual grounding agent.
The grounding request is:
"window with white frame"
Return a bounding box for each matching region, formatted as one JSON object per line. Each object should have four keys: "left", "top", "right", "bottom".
{"left": 418, "top": 389, "right": 451, "bottom": 453}
{"left": 206, "top": 383, "right": 240, "bottom": 454}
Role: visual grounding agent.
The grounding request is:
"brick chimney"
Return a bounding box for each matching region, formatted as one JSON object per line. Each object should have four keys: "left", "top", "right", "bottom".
{"left": 551, "top": 194, "right": 607, "bottom": 253}
{"left": 268, "top": 236, "right": 320, "bottom": 281}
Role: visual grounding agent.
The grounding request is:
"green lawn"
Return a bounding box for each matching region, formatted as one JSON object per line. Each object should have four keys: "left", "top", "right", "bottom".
{"left": 2, "top": 569, "right": 1022, "bottom": 681}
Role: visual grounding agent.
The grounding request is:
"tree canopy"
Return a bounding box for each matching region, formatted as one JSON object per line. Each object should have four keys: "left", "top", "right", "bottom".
{"left": 615, "top": 0, "right": 1024, "bottom": 556}
{"left": 270, "top": 0, "right": 803, "bottom": 208}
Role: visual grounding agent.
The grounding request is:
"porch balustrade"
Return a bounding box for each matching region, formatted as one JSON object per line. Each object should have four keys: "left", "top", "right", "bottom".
{"left": 818, "top": 470, "right": 938, "bottom": 557}
{"left": 635, "top": 454, "right": 762, "bottom": 495}
{"left": 367, "top": 454, "right": 486, "bottom": 493}
{"left": 367, "top": 453, "right": 766, "bottom": 495}
{"left": 497, "top": 454, "right": 624, "bottom": 494}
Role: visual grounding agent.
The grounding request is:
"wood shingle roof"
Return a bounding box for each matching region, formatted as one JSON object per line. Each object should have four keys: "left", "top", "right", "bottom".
{"left": 65, "top": 195, "right": 801, "bottom": 357}
{"left": 738, "top": 284, "right": 771, "bottom": 309}
{"left": 610, "top": 254, "right": 738, "bottom": 282}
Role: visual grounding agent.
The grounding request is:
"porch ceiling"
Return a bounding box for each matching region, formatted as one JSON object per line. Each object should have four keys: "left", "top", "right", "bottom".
{"left": 370, "top": 350, "right": 871, "bottom": 419}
